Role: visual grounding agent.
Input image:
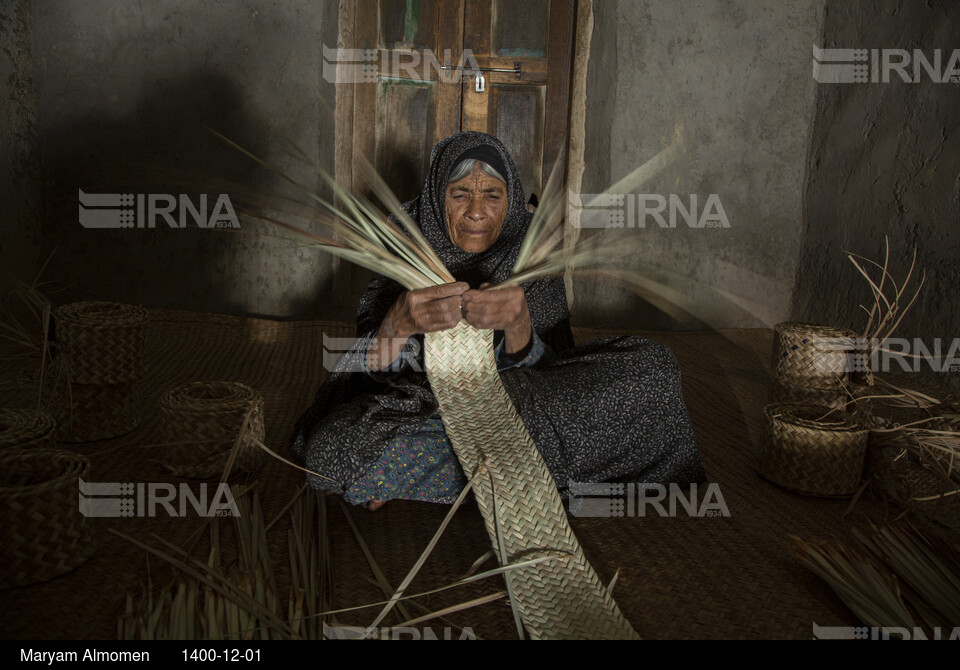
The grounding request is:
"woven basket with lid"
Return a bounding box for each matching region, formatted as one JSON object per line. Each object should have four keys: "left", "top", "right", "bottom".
{"left": 772, "top": 322, "right": 859, "bottom": 391}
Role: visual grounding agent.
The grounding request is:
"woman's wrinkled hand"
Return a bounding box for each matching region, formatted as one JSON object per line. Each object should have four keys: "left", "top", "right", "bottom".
{"left": 367, "top": 282, "right": 470, "bottom": 372}
{"left": 382, "top": 282, "right": 470, "bottom": 339}
{"left": 461, "top": 283, "right": 532, "bottom": 354}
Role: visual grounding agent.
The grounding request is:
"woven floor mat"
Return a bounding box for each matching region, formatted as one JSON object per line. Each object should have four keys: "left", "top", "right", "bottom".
{"left": 0, "top": 311, "right": 943, "bottom": 639}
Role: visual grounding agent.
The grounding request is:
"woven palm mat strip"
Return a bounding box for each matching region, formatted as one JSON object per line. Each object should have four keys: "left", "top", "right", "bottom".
{"left": 425, "top": 321, "right": 638, "bottom": 639}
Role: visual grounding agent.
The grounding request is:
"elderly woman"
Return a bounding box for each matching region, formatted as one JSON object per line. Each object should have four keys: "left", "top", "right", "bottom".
{"left": 289, "top": 132, "right": 704, "bottom": 509}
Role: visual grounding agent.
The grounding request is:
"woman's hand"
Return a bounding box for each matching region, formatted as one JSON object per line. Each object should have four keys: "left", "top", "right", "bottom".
{"left": 461, "top": 283, "right": 532, "bottom": 355}
{"left": 367, "top": 282, "right": 469, "bottom": 371}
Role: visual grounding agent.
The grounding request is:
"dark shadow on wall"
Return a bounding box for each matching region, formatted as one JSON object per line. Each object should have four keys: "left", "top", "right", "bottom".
{"left": 34, "top": 70, "right": 336, "bottom": 323}
{"left": 789, "top": 0, "right": 960, "bottom": 394}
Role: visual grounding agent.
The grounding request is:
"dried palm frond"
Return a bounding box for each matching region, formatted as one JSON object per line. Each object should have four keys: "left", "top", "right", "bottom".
{"left": 206, "top": 126, "right": 453, "bottom": 291}
{"left": 789, "top": 535, "right": 915, "bottom": 632}
{"left": 852, "top": 520, "right": 960, "bottom": 629}
{"left": 845, "top": 238, "right": 926, "bottom": 367}
{"left": 869, "top": 402, "right": 960, "bottom": 496}
{"left": 508, "top": 124, "right": 686, "bottom": 288}
{"left": 861, "top": 377, "right": 942, "bottom": 410}
{"left": 339, "top": 500, "right": 413, "bottom": 625}
{"left": 0, "top": 252, "right": 71, "bottom": 413}
{"left": 116, "top": 490, "right": 292, "bottom": 641}
{"left": 366, "top": 459, "right": 488, "bottom": 631}
{"left": 208, "top": 122, "right": 684, "bottom": 298}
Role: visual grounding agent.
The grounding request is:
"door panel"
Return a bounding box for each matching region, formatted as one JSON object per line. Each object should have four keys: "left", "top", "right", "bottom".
{"left": 492, "top": 0, "right": 550, "bottom": 58}
{"left": 462, "top": 82, "right": 545, "bottom": 200}
{"left": 379, "top": 0, "right": 438, "bottom": 50}
{"left": 375, "top": 78, "right": 435, "bottom": 203}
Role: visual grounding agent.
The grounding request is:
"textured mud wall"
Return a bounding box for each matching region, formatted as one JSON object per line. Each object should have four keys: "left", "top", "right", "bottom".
{"left": 577, "top": 0, "right": 825, "bottom": 331}
{"left": 0, "top": 0, "right": 41, "bottom": 289}
{"left": 792, "top": 0, "right": 960, "bottom": 390}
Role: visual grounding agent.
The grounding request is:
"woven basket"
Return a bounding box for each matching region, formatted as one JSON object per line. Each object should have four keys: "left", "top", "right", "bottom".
{"left": 56, "top": 301, "right": 148, "bottom": 385}
{"left": 0, "top": 448, "right": 97, "bottom": 588}
{"left": 767, "top": 379, "right": 850, "bottom": 411}
{"left": 758, "top": 402, "right": 868, "bottom": 497}
{"left": 866, "top": 410, "right": 960, "bottom": 527}
{"left": 53, "top": 381, "right": 142, "bottom": 443}
{"left": 159, "top": 381, "right": 266, "bottom": 480}
{"left": 424, "top": 320, "right": 638, "bottom": 639}
{"left": 0, "top": 409, "right": 57, "bottom": 451}
{"left": 773, "top": 322, "right": 859, "bottom": 391}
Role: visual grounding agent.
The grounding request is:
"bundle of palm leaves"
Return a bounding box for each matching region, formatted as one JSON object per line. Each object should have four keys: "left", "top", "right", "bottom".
{"left": 791, "top": 520, "right": 960, "bottom": 636}
{"left": 116, "top": 466, "right": 567, "bottom": 640}
{"left": 206, "top": 124, "right": 681, "bottom": 297}
{"left": 789, "top": 534, "right": 916, "bottom": 632}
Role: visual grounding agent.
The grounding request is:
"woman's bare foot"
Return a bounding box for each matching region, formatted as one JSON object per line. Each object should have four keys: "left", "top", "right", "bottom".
{"left": 367, "top": 500, "right": 385, "bottom": 511}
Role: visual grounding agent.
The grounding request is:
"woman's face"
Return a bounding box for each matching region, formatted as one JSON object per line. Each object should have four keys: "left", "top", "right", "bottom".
{"left": 444, "top": 162, "right": 508, "bottom": 253}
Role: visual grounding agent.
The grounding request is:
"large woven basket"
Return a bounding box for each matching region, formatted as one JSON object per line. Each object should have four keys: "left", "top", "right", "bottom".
{"left": 0, "top": 409, "right": 57, "bottom": 451}
{"left": 772, "top": 322, "right": 858, "bottom": 391}
{"left": 758, "top": 402, "right": 868, "bottom": 497}
{"left": 53, "top": 381, "right": 142, "bottom": 442}
{"left": 159, "top": 381, "right": 266, "bottom": 480}
{"left": 56, "top": 301, "right": 148, "bottom": 385}
{"left": 424, "top": 321, "right": 638, "bottom": 639}
{"left": 0, "top": 448, "right": 97, "bottom": 588}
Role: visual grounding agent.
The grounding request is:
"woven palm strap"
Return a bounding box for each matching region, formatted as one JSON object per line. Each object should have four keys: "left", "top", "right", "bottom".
{"left": 424, "top": 321, "right": 639, "bottom": 639}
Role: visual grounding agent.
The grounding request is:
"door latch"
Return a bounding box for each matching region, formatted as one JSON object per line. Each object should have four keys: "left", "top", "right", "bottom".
{"left": 475, "top": 73, "right": 485, "bottom": 93}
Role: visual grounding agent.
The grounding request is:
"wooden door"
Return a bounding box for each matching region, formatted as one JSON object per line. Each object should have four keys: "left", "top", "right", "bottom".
{"left": 461, "top": 0, "right": 574, "bottom": 202}
{"left": 334, "top": 0, "right": 575, "bottom": 310}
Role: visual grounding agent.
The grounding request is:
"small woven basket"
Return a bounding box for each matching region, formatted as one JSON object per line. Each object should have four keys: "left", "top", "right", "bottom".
{"left": 0, "top": 448, "right": 97, "bottom": 588}
{"left": 159, "top": 381, "right": 266, "bottom": 480}
{"left": 772, "top": 322, "right": 858, "bottom": 390}
{"left": 0, "top": 409, "right": 57, "bottom": 451}
{"left": 56, "top": 301, "right": 148, "bottom": 385}
{"left": 758, "top": 402, "right": 869, "bottom": 496}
